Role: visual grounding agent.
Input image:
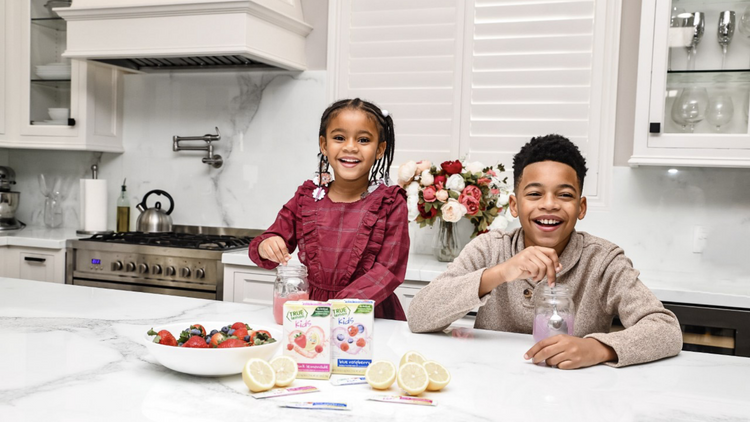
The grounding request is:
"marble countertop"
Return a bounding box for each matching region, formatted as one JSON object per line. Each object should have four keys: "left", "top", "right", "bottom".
{"left": 0, "top": 226, "right": 86, "bottom": 248}
{"left": 2, "top": 277, "right": 750, "bottom": 421}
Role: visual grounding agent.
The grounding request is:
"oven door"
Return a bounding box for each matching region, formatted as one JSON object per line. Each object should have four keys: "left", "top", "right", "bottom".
{"left": 72, "top": 275, "right": 217, "bottom": 300}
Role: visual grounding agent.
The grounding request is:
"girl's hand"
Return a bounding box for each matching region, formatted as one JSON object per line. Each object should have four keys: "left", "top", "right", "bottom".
{"left": 258, "top": 236, "right": 291, "bottom": 265}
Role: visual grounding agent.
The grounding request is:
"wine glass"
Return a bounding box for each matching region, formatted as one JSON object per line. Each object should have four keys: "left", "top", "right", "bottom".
{"left": 706, "top": 93, "right": 735, "bottom": 131}
{"left": 669, "top": 7, "right": 686, "bottom": 70}
{"left": 718, "top": 11, "right": 735, "bottom": 70}
{"left": 670, "top": 89, "right": 688, "bottom": 130}
{"left": 686, "top": 12, "right": 705, "bottom": 70}
{"left": 739, "top": 6, "right": 750, "bottom": 67}
{"left": 673, "top": 86, "right": 709, "bottom": 132}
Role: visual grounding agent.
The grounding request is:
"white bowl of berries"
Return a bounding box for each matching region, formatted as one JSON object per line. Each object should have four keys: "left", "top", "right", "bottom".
{"left": 144, "top": 321, "right": 281, "bottom": 376}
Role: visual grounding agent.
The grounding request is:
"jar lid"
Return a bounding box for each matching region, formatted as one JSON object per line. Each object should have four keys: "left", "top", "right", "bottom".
{"left": 277, "top": 264, "right": 307, "bottom": 276}
{"left": 541, "top": 284, "right": 570, "bottom": 296}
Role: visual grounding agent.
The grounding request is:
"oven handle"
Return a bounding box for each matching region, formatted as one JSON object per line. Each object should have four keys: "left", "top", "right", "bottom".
{"left": 24, "top": 257, "right": 47, "bottom": 263}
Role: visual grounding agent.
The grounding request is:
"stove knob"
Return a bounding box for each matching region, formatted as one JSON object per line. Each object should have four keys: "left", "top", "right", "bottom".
{"left": 195, "top": 268, "right": 205, "bottom": 279}
{"left": 166, "top": 266, "right": 176, "bottom": 276}
{"left": 152, "top": 264, "right": 162, "bottom": 275}
{"left": 112, "top": 261, "right": 123, "bottom": 271}
{"left": 180, "top": 267, "right": 192, "bottom": 278}
{"left": 138, "top": 263, "right": 149, "bottom": 274}
{"left": 126, "top": 262, "right": 136, "bottom": 272}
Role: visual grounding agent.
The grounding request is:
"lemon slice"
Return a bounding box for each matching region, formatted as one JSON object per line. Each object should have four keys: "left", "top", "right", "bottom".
{"left": 399, "top": 350, "right": 426, "bottom": 367}
{"left": 397, "top": 362, "right": 429, "bottom": 395}
{"left": 423, "top": 360, "right": 451, "bottom": 391}
{"left": 242, "top": 358, "right": 276, "bottom": 393}
{"left": 270, "top": 356, "right": 298, "bottom": 387}
{"left": 365, "top": 360, "right": 396, "bottom": 390}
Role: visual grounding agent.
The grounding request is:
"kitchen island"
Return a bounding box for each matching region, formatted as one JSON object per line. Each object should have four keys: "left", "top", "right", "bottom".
{"left": 2, "top": 278, "right": 749, "bottom": 422}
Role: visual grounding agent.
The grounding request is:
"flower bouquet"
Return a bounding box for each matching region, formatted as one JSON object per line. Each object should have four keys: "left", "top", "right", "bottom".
{"left": 396, "top": 159, "right": 514, "bottom": 238}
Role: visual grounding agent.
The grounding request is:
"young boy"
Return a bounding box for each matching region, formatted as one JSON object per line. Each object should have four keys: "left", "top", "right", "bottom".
{"left": 407, "top": 134, "right": 682, "bottom": 369}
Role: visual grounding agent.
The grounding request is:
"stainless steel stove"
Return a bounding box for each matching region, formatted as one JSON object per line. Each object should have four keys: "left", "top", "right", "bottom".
{"left": 66, "top": 225, "right": 261, "bottom": 300}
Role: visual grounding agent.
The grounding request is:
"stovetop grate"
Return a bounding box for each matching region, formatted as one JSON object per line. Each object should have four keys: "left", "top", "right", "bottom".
{"left": 82, "top": 232, "right": 253, "bottom": 251}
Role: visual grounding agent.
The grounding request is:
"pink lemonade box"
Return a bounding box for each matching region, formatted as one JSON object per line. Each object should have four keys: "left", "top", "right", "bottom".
{"left": 330, "top": 299, "right": 374, "bottom": 375}
{"left": 282, "top": 301, "right": 332, "bottom": 380}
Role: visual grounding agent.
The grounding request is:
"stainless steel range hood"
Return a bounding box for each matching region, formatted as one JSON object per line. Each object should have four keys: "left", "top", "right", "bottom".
{"left": 56, "top": 0, "right": 312, "bottom": 72}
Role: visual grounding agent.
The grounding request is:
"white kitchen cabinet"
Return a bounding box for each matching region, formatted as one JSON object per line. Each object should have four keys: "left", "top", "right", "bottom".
{"left": 631, "top": 0, "right": 750, "bottom": 167}
{"left": 223, "top": 265, "right": 276, "bottom": 305}
{"left": 328, "top": 0, "right": 621, "bottom": 205}
{"left": 0, "top": 0, "right": 124, "bottom": 152}
{"left": 0, "top": 0, "right": 6, "bottom": 137}
{"left": 2, "top": 245, "right": 66, "bottom": 283}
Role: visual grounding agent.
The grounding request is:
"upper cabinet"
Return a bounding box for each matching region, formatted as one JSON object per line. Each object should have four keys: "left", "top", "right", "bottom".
{"left": 632, "top": 0, "right": 750, "bottom": 167}
{"left": 0, "top": 0, "right": 124, "bottom": 152}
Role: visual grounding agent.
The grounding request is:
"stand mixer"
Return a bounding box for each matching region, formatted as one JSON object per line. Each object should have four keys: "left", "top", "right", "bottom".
{"left": 0, "top": 166, "right": 25, "bottom": 231}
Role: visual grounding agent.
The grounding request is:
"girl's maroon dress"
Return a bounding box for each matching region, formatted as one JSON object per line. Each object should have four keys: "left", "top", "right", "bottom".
{"left": 249, "top": 180, "right": 410, "bottom": 320}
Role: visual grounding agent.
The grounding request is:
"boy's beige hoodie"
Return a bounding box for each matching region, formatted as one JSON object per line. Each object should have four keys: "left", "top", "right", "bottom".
{"left": 407, "top": 228, "right": 683, "bottom": 367}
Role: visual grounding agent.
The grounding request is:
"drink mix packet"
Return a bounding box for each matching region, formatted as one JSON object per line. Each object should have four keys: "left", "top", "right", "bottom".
{"left": 330, "top": 299, "right": 374, "bottom": 375}
{"left": 283, "top": 301, "right": 332, "bottom": 380}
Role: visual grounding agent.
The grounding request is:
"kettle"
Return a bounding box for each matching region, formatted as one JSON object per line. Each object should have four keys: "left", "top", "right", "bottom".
{"left": 135, "top": 189, "right": 174, "bottom": 233}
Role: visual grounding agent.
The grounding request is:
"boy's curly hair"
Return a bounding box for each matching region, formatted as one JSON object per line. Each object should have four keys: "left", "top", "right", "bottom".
{"left": 512, "top": 134, "right": 588, "bottom": 193}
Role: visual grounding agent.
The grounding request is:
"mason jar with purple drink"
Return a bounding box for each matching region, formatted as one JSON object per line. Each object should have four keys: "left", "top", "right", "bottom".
{"left": 532, "top": 285, "right": 575, "bottom": 342}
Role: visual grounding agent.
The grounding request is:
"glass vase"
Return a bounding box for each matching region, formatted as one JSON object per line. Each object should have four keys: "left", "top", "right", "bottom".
{"left": 432, "top": 217, "right": 461, "bottom": 262}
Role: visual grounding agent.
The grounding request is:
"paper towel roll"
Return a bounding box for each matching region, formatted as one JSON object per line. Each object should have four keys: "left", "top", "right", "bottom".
{"left": 79, "top": 179, "right": 108, "bottom": 232}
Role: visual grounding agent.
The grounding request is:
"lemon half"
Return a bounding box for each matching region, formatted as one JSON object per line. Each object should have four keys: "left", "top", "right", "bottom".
{"left": 423, "top": 360, "right": 451, "bottom": 391}
{"left": 397, "top": 362, "right": 429, "bottom": 395}
{"left": 399, "top": 350, "right": 426, "bottom": 368}
{"left": 270, "top": 356, "right": 298, "bottom": 387}
{"left": 242, "top": 358, "right": 276, "bottom": 393}
{"left": 365, "top": 360, "right": 396, "bottom": 390}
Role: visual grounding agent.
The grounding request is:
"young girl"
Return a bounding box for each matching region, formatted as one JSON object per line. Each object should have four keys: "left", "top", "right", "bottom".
{"left": 249, "top": 98, "right": 410, "bottom": 320}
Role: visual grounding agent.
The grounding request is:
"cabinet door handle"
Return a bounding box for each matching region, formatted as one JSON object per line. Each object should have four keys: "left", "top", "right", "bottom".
{"left": 24, "top": 257, "right": 47, "bottom": 263}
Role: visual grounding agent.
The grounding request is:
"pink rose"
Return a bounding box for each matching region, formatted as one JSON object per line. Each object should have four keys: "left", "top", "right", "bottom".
{"left": 422, "top": 185, "right": 437, "bottom": 202}
{"left": 435, "top": 189, "right": 449, "bottom": 202}
{"left": 491, "top": 188, "right": 499, "bottom": 195}
{"left": 477, "top": 178, "right": 491, "bottom": 186}
{"left": 462, "top": 185, "right": 482, "bottom": 202}
{"left": 487, "top": 170, "right": 497, "bottom": 177}
{"left": 434, "top": 175, "right": 447, "bottom": 190}
{"left": 459, "top": 194, "right": 480, "bottom": 216}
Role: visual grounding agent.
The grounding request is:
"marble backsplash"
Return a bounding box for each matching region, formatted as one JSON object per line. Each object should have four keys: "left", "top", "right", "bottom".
{"left": 4, "top": 70, "right": 750, "bottom": 280}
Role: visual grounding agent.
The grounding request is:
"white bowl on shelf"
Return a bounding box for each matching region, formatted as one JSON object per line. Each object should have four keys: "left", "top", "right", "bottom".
{"left": 48, "top": 108, "right": 69, "bottom": 121}
{"left": 143, "top": 321, "right": 281, "bottom": 376}
{"left": 35, "top": 64, "right": 71, "bottom": 80}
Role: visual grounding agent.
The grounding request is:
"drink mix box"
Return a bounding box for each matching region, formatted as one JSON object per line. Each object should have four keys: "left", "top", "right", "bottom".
{"left": 282, "top": 301, "right": 332, "bottom": 380}
{"left": 330, "top": 299, "right": 374, "bottom": 375}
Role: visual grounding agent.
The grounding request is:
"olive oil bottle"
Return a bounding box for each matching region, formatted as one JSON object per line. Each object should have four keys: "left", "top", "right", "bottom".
{"left": 116, "top": 178, "right": 130, "bottom": 232}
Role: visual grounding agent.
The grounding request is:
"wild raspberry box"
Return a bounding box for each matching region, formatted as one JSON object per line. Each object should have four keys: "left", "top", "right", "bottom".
{"left": 282, "top": 301, "right": 332, "bottom": 380}
{"left": 330, "top": 299, "right": 374, "bottom": 375}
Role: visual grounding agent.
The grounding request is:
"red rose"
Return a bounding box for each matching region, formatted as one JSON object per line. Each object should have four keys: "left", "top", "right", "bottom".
{"left": 433, "top": 175, "right": 447, "bottom": 190}
{"left": 477, "top": 178, "right": 491, "bottom": 186}
{"left": 422, "top": 185, "right": 437, "bottom": 203}
{"left": 418, "top": 202, "right": 437, "bottom": 219}
{"left": 462, "top": 185, "right": 482, "bottom": 202}
{"left": 459, "top": 194, "right": 479, "bottom": 216}
{"left": 440, "top": 160, "right": 463, "bottom": 175}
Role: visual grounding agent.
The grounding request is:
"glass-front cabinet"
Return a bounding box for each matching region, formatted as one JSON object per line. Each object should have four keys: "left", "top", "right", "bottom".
{"left": 0, "top": 0, "right": 124, "bottom": 152}
{"left": 632, "top": 0, "right": 750, "bottom": 167}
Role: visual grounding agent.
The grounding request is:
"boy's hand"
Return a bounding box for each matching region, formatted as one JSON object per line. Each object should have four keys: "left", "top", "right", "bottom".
{"left": 502, "top": 246, "right": 562, "bottom": 286}
{"left": 258, "top": 236, "right": 291, "bottom": 265}
{"left": 523, "top": 336, "right": 617, "bottom": 369}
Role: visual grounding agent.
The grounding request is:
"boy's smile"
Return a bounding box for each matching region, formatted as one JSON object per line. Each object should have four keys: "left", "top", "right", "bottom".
{"left": 509, "top": 160, "right": 587, "bottom": 256}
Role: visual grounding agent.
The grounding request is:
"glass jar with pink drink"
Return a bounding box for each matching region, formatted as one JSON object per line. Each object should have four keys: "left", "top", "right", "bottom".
{"left": 273, "top": 264, "right": 309, "bottom": 324}
{"left": 532, "top": 284, "right": 575, "bottom": 342}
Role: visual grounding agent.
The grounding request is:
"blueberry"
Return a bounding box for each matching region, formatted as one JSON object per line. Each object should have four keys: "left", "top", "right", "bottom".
{"left": 191, "top": 329, "right": 201, "bottom": 336}
{"left": 178, "top": 342, "right": 183, "bottom": 346}
{"left": 336, "top": 333, "right": 345, "bottom": 342}
{"left": 244, "top": 335, "right": 250, "bottom": 342}
{"left": 210, "top": 329, "right": 218, "bottom": 336}
{"left": 228, "top": 329, "right": 235, "bottom": 335}
{"left": 357, "top": 324, "right": 365, "bottom": 333}
{"left": 347, "top": 337, "right": 354, "bottom": 344}
{"left": 205, "top": 337, "right": 211, "bottom": 343}
{"left": 221, "top": 326, "right": 229, "bottom": 333}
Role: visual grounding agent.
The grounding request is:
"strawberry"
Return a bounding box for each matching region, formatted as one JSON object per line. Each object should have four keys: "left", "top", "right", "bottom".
{"left": 356, "top": 338, "right": 366, "bottom": 347}
{"left": 233, "top": 328, "right": 249, "bottom": 341}
{"left": 292, "top": 332, "right": 306, "bottom": 349}
{"left": 340, "top": 343, "right": 349, "bottom": 352}
{"left": 315, "top": 344, "right": 323, "bottom": 353}
{"left": 192, "top": 324, "right": 207, "bottom": 337}
{"left": 178, "top": 324, "right": 208, "bottom": 344}
{"left": 286, "top": 343, "right": 294, "bottom": 351}
{"left": 209, "top": 332, "right": 227, "bottom": 348}
{"left": 147, "top": 328, "right": 177, "bottom": 346}
{"left": 183, "top": 335, "right": 209, "bottom": 348}
{"left": 347, "top": 325, "right": 358, "bottom": 337}
{"left": 231, "top": 322, "right": 249, "bottom": 331}
{"left": 217, "top": 338, "right": 247, "bottom": 348}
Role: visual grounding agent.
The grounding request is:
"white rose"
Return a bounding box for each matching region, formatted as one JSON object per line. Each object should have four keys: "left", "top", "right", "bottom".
{"left": 420, "top": 169, "right": 434, "bottom": 186}
{"left": 415, "top": 160, "right": 432, "bottom": 173}
{"left": 407, "top": 195, "right": 420, "bottom": 221}
{"left": 464, "top": 161, "right": 485, "bottom": 174}
{"left": 489, "top": 214, "right": 509, "bottom": 231}
{"left": 397, "top": 161, "right": 417, "bottom": 186}
{"left": 498, "top": 191, "right": 510, "bottom": 206}
{"left": 435, "top": 189, "right": 449, "bottom": 202}
{"left": 406, "top": 181, "right": 421, "bottom": 197}
{"left": 445, "top": 174, "right": 465, "bottom": 192}
{"left": 441, "top": 199, "right": 467, "bottom": 223}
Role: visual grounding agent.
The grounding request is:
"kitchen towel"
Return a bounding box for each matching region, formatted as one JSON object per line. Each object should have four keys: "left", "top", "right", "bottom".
{"left": 79, "top": 179, "right": 107, "bottom": 232}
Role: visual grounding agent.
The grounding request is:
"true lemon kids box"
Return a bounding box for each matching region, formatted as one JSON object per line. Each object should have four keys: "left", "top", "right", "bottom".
{"left": 283, "top": 301, "right": 332, "bottom": 380}
{"left": 330, "top": 299, "right": 374, "bottom": 375}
